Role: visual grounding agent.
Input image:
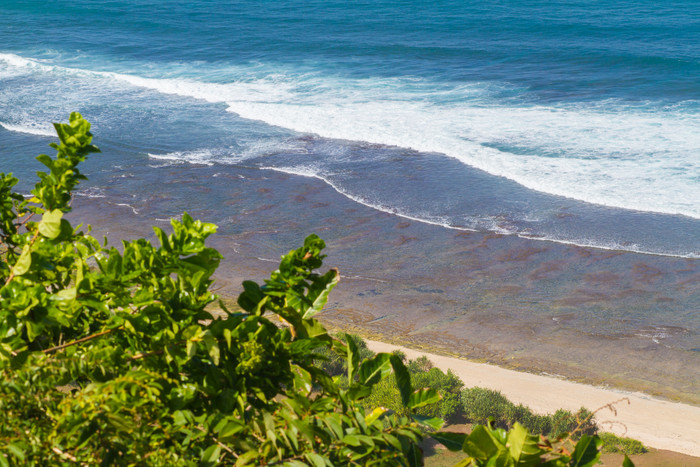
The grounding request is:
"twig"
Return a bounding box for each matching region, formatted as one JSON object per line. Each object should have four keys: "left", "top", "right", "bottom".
{"left": 52, "top": 446, "right": 78, "bottom": 463}
{"left": 43, "top": 329, "right": 115, "bottom": 354}
{"left": 18, "top": 212, "right": 35, "bottom": 228}
{"left": 128, "top": 348, "right": 166, "bottom": 361}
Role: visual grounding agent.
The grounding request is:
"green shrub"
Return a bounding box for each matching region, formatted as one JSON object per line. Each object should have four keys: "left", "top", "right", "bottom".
{"left": 0, "top": 114, "right": 440, "bottom": 465}
{"left": 460, "top": 387, "right": 513, "bottom": 427}
{"left": 506, "top": 403, "right": 553, "bottom": 435}
{"left": 407, "top": 355, "right": 433, "bottom": 372}
{"left": 600, "top": 432, "right": 647, "bottom": 454}
{"left": 363, "top": 357, "right": 465, "bottom": 423}
{"left": 460, "top": 388, "right": 598, "bottom": 441}
{"left": 411, "top": 367, "right": 464, "bottom": 421}
{"left": 550, "top": 408, "right": 598, "bottom": 440}
{"left": 314, "top": 331, "right": 374, "bottom": 377}
{"left": 0, "top": 113, "right": 615, "bottom": 466}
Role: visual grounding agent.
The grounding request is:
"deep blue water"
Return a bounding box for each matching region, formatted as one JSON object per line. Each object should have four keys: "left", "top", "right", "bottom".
{"left": 1, "top": 0, "right": 699, "bottom": 257}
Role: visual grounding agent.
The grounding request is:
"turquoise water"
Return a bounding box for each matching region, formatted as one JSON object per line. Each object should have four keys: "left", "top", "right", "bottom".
{"left": 2, "top": 0, "right": 699, "bottom": 397}
{"left": 1, "top": 0, "right": 699, "bottom": 257}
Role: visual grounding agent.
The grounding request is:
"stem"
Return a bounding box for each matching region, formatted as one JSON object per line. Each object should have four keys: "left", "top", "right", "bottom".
{"left": 18, "top": 212, "right": 35, "bottom": 228}
{"left": 43, "top": 329, "right": 116, "bottom": 354}
{"left": 52, "top": 446, "right": 79, "bottom": 463}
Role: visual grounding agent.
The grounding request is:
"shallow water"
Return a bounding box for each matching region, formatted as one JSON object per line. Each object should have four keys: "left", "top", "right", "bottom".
{"left": 2, "top": 0, "right": 700, "bottom": 402}
{"left": 66, "top": 161, "right": 700, "bottom": 404}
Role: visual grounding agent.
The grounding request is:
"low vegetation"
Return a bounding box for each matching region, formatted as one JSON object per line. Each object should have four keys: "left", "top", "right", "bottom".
{"left": 599, "top": 433, "right": 647, "bottom": 455}
{"left": 0, "top": 114, "right": 633, "bottom": 465}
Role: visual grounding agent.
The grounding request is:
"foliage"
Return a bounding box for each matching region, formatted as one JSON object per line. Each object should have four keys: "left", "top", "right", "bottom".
{"left": 460, "top": 388, "right": 597, "bottom": 441}
{"left": 599, "top": 433, "right": 647, "bottom": 455}
{"left": 549, "top": 408, "right": 597, "bottom": 440}
{"left": 0, "top": 113, "right": 440, "bottom": 465}
{"left": 362, "top": 358, "right": 464, "bottom": 423}
{"left": 433, "top": 420, "right": 605, "bottom": 467}
{"left": 460, "top": 388, "right": 514, "bottom": 428}
{"left": 314, "top": 332, "right": 374, "bottom": 378}
{"left": 0, "top": 113, "right": 627, "bottom": 466}
{"left": 411, "top": 368, "right": 464, "bottom": 421}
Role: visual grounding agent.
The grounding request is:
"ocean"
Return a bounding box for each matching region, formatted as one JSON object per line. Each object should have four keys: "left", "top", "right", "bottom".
{"left": 1, "top": 0, "right": 699, "bottom": 400}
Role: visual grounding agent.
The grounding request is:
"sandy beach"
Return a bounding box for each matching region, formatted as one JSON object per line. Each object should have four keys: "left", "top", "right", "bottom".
{"left": 366, "top": 339, "right": 700, "bottom": 458}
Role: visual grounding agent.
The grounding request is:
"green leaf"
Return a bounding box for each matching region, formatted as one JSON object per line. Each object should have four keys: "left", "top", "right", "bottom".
{"left": 38, "top": 209, "right": 63, "bottom": 239}
{"left": 406, "top": 443, "right": 423, "bottom": 467}
{"left": 292, "top": 364, "right": 313, "bottom": 395}
{"left": 569, "top": 434, "right": 602, "bottom": 467}
{"left": 346, "top": 334, "right": 360, "bottom": 383}
{"left": 235, "top": 450, "right": 258, "bottom": 466}
{"left": 411, "top": 415, "right": 444, "bottom": 431}
{"left": 303, "top": 269, "right": 339, "bottom": 319}
{"left": 6, "top": 444, "right": 25, "bottom": 461}
{"left": 506, "top": 423, "right": 545, "bottom": 466}
{"left": 217, "top": 421, "right": 244, "bottom": 439}
{"left": 358, "top": 353, "right": 391, "bottom": 386}
{"left": 391, "top": 354, "right": 412, "bottom": 407}
{"left": 53, "top": 287, "right": 77, "bottom": 301}
{"left": 622, "top": 454, "right": 635, "bottom": 467}
{"left": 342, "top": 434, "right": 362, "bottom": 447}
{"left": 408, "top": 388, "right": 441, "bottom": 410}
{"left": 431, "top": 431, "right": 467, "bottom": 452}
{"left": 200, "top": 444, "right": 221, "bottom": 466}
{"left": 300, "top": 318, "right": 330, "bottom": 341}
{"left": 462, "top": 425, "right": 502, "bottom": 460}
{"left": 365, "top": 407, "right": 387, "bottom": 426}
{"left": 238, "top": 281, "right": 264, "bottom": 313}
{"left": 12, "top": 244, "right": 32, "bottom": 276}
{"left": 303, "top": 452, "right": 328, "bottom": 467}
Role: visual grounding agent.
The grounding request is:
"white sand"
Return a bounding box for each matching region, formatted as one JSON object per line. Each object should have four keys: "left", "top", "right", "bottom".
{"left": 365, "top": 339, "right": 700, "bottom": 457}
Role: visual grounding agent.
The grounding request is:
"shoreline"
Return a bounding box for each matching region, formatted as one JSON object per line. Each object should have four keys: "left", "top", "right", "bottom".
{"left": 64, "top": 179, "right": 700, "bottom": 454}
{"left": 364, "top": 338, "right": 700, "bottom": 458}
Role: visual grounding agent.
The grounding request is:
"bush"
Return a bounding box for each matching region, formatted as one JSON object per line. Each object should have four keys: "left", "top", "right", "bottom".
{"left": 507, "top": 403, "right": 553, "bottom": 435}
{"left": 314, "top": 331, "right": 374, "bottom": 377}
{"left": 0, "top": 114, "right": 440, "bottom": 465}
{"left": 460, "top": 388, "right": 598, "bottom": 441}
{"left": 0, "top": 113, "right": 616, "bottom": 466}
{"left": 362, "top": 356, "right": 465, "bottom": 423}
{"left": 412, "top": 368, "right": 464, "bottom": 421}
{"left": 460, "top": 387, "right": 513, "bottom": 427}
{"left": 550, "top": 407, "right": 598, "bottom": 440}
{"left": 600, "top": 432, "right": 647, "bottom": 454}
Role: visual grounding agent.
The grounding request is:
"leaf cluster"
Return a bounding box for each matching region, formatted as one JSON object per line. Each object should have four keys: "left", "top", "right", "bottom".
{"left": 0, "top": 114, "right": 439, "bottom": 466}
{"left": 0, "top": 114, "right": 630, "bottom": 467}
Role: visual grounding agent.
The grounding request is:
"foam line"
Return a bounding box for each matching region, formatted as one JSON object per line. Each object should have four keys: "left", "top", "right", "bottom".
{"left": 3, "top": 52, "right": 699, "bottom": 221}
{"left": 0, "top": 122, "right": 54, "bottom": 137}
{"left": 260, "top": 166, "right": 700, "bottom": 259}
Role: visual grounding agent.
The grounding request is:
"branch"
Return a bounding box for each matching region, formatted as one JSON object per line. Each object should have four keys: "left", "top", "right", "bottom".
{"left": 18, "top": 211, "right": 36, "bottom": 228}
{"left": 52, "top": 446, "right": 79, "bottom": 463}
{"left": 43, "top": 329, "right": 116, "bottom": 354}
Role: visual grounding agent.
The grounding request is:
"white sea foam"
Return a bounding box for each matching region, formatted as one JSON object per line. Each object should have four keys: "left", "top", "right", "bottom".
{"left": 148, "top": 150, "right": 217, "bottom": 166}
{"left": 262, "top": 165, "right": 700, "bottom": 258}
{"left": 115, "top": 203, "right": 139, "bottom": 215}
{"left": 0, "top": 121, "right": 54, "bottom": 137}
{"left": 75, "top": 186, "right": 106, "bottom": 198}
{"left": 227, "top": 98, "right": 700, "bottom": 219}
{"left": 3, "top": 52, "right": 699, "bottom": 220}
{"left": 261, "top": 165, "right": 477, "bottom": 232}
{"left": 100, "top": 62, "right": 698, "bottom": 219}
